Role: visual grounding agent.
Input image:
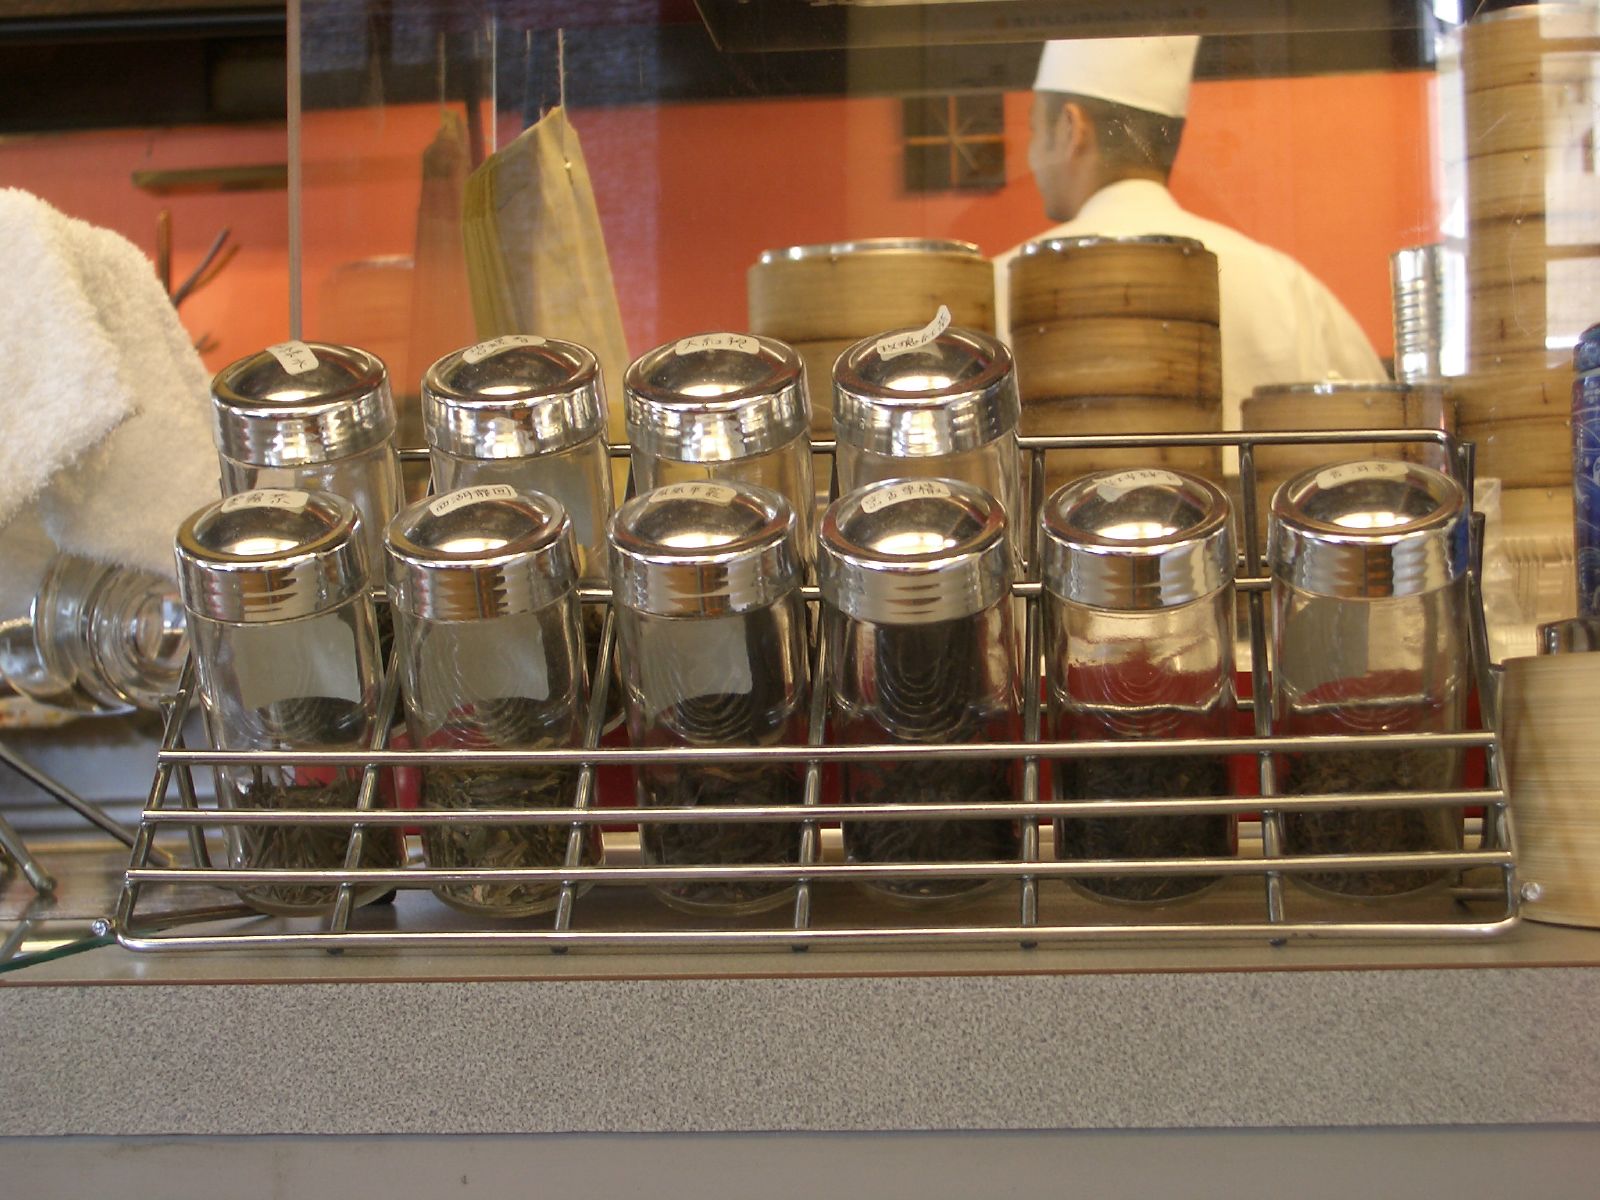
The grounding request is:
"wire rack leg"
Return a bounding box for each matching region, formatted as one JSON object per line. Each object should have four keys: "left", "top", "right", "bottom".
{"left": 0, "top": 809, "right": 54, "bottom": 896}
{"left": 0, "top": 739, "right": 163, "bottom": 862}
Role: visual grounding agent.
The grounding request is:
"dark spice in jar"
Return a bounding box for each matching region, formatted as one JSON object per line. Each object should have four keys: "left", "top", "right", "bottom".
{"left": 1056, "top": 754, "right": 1232, "bottom": 904}
{"left": 421, "top": 761, "right": 596, "bottom": 916}
{"left": 1279, "top": 747, "right": 1462, "bottom": 898}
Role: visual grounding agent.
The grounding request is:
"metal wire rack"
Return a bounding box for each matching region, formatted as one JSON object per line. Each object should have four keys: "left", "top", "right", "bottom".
{"left": 109, "top": 428, "right": 1519, "bottom": 952}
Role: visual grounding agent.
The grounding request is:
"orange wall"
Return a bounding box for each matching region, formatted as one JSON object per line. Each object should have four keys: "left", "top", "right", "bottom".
{"left": 0, "top": 69, "right": 1438, "bottom": 380}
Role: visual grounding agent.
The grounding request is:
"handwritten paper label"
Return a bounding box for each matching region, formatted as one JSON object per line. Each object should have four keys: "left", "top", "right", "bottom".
{"left": 674, "top": 333, "right": 761, "bottom": 357}
{"left": 650, "top": 482, "right": 738, "bottom": 506}
{"left": 860, "top": 479, "right": 951, "bottom": 514}
{"left": 428, "top": 484, "right": 519, "bottom": 517}
{"left": 221, "top": 489, "right": 311, "bottom": 514}
{"left": 1095, "top": 469, "right": 1185, "bottom": 503}
{"left": 462, "top": 334, "right": 547, "bottom": 364}
{"left": 266, "top": 341, "right": 319, "bottom": 375}
{"left": 874, "top": 305, "right": 951, "bottom": 361}
{"left": 1314, "top": 460, "right": 1407, "bottom": 491}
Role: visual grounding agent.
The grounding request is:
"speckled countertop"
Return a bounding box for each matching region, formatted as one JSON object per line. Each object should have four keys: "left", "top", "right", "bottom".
{"left": 4, "top": 870, "right": 1600, "bottom": 1138}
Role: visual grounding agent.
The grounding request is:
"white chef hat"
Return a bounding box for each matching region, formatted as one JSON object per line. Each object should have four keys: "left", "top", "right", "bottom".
{"left": 1033, "top": 36, "right": 1200, "bottom": 118}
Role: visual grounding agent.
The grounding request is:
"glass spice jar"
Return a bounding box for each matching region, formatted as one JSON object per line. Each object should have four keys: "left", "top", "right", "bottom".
{"left": 1039, "top": 468, "right": 1237, "bottom": 905}
{"left": 386, "top": 484, "right": 599, "bottom": 916}
{"left": 608, "top": 480, "right": 808, "bottom": 915}
{"left": 422, "top": 335, "right": 619, "bottom": 726}
{"left": 210, "top": 341, "right": 404, "bottom": 575}
{"left": 818, "top": 476, "right": 1023, "bottom": 907}
{"left": 623, "top": 333, "right": 815, "bottom": 561}
{"left": 832, "top": 320, "right": 1024, "bottom": 562}
{"left": 1269, "top": 459, "right": 1471, "bottom": 900}
{"left": 174, "top": 488, "right": 402, "bottom": 916}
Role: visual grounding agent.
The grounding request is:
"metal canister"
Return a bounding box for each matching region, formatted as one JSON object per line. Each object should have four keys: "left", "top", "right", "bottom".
{"left": 1572, "top": 323, "right": 1600, "bottom": 617}
{"left": 210, "top": 341, "right": 403, "bottom": 575}
{"left": 623, "top": 333, "right": 815, "bottom": 559}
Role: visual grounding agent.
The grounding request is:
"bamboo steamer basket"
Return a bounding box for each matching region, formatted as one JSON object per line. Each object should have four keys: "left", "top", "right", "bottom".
{"left": 1240, "top": 382, "right": 1456, "bottom": 521}
{"left": 1463, "top": 83, "right": 1595, "bottom": 157}
{"left": 748, "top": 238, "right": 995, "bottom": 342}
{"left": 1020, "top": 393, "right": 1221, "bottom": 493}
{"left": 1500, "top": 649, "right": 1600, "bottom": 928}
{"left": 1452, "top": 361, "right": 1573, "bottom": 486}
{"left": 1461, "top": 3, "right": 1600, "bottom": 94}
{"left": 1465, "top": 149, "right": 1600, "bottom": 224}
{"left": 1011, "top": 316, "right": 1222, "bottom": 401}
{"left": 1009, "top": 236, "right": 1220, "bottom": 323}
{"left": 748, "top": 238, "right": 996, "bottom": 440}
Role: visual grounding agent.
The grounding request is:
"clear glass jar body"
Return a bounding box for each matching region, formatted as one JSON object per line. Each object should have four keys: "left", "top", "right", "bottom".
{"left": 219, "top": 442, "right": 404, "bottom": 576}
{"left": 432, "top": 437, "right": 618, "bottom": 719}
{"left": 189, "top": 593, "right": 401, "bottom": 915}
{"left": 1046, "top": 587, "right": 1236, "bottom": 905}
{"left": 630, "top": 437, "right": 816, "bottom": 561}
{"left": 32, "top": 554, "right": 187, "bottom": 711}
{"left": 395, "top": 592, "right": 598, "bottom": 916}
{"left": 836, "top": 434, "right": 1023, "bottom": 558}
{"left": 829, "top": 596, "right": 1023, "bottom": 907}
{"left": 1272, "top": 577, "right": 1468, "bottom": 898}
{"left": 617, "top": 591, "right": 809, "bottom": 914}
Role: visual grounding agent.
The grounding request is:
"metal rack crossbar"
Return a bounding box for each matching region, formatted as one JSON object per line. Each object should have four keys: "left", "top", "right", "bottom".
{"left": 110, "top": 427, "right": 1519, "bottom": 952}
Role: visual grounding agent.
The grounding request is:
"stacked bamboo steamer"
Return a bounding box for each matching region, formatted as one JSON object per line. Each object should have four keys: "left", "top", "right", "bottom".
{"left": 747, "top": 239, "right": 996, "bottom": 441}
{"left": 1460, "top": 3, "right": 1599, "bottom": 488}
{"left": 1007, "top": 235, "right": 1223, "bottom": 492}
{"left": 1240, "top": 382, "right": 1456, "bottom": 534}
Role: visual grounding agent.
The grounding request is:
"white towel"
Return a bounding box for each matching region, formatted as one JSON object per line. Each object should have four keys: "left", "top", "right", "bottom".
{"left": 0, "top": 189, "right": 217, "bottom": 579}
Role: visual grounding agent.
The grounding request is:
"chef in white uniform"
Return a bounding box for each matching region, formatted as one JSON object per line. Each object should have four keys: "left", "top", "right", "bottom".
{"left": 996, "top": 36, "right": 1385, "bottom": 426}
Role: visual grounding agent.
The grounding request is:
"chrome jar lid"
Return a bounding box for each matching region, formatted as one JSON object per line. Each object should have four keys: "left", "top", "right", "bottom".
{"left": 623, "top": 333, "right": 810, "bottom": 463}
{"left": 756, "top": 238, "right": 982, "bottom": 264}
{"left": 1269, "top": 460, "right": 1468, "bottom": 599}
{"left": 1250, "top": 380, "right": 1412, "bottom": 398}
{"left": 211, "top": 342, "right": 397, "bottom": 466}
{"left": 819, "top": 477, "right": 1010, "bottom": 625}
{"left": 1016, "top": 234, "right": 1207, "bottom": 257}
{"left": 832, "top": 322, "right": 1018, "bottom": 457}
{"left": 385, "top": 485, "right": 577, "bottom": 621}
{"left": 175, "top": 489, "right": 368, "bottom": 623}
{"left": 422, "top": 335, "right": 607, "bottom": 460}
{"left": 1040, "top": 469, "right": 1234, "bottom": 610}
{"left": 608, "top": 481, "right": 801, "bottom": 618}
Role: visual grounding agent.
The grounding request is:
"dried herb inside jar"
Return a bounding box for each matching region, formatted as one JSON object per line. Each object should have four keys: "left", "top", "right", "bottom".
{"left": 1056, "top": 754, "right": 1233, "bottom": 904}
{"left": 842, "top": 756, "right": 1021, "bottom": 903}
{"left": 422, "top": 762, "right": 595, "bottom": 916}
{"left": 1279, "top": 747, "right": 1462, "bottom": 898}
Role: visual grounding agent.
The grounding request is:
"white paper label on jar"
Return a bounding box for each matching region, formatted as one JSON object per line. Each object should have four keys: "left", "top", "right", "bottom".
{"left": 860, "top": 479, "right": 952, "bottom": 514}
{"left": 428, "top": 484, "right": 520, "bottom": 517}
{"left": 266, "top": 341, "right": 320, "bottom": 376}
{"left": 462, "top": 334, "right": 547, "bottom": 364}
{"left": 875, "top": 304, "right": 951, "bottom": 361}
{"left": 1094, "top": 469, "right": 1185, "bottom": 503}
{"left": 231, "top": 615, "right": 363, "bottom": 714}
{"left": 651, "top": 482, "right": 738, "bottom": 506}
{"left": 673, "top": 332, "right": 761, "bottom": 357}
{"left": 1314, "top": 460, "right": 1408, "bottom": 490}
{"left": 220, "top": 489, "right": 312, "bottom": 514}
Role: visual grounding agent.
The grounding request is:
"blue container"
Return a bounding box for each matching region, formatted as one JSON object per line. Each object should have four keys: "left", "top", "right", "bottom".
{"left": 1574, "top": 324, "right": 1600, "bottom": 617}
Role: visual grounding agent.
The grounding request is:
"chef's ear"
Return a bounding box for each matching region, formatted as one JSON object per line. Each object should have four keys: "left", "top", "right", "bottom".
{"left": 1057, "top": 99, "right": 1095, "bottom": 157}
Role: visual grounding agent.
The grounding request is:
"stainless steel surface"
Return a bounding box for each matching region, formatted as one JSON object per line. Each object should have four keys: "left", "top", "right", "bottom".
{"left": 609, "top": 481, "right": 801, "bottom": 617}
{"left": 1269, "top": 460, "right": 1469, "bottom": 599}
{"left": 111, "top": 427, "right": 1518, "bottom": 951}
{"left": 1392, "top": 244, "right": 1447, "bottom": 383}
{"left": 1016, "top": 233, "right": 1206, "bottom": 256}
{"left": 624, "top": 334, "right": 810, "bottom": 463}
{"left": 175, "top": 490, "right": 368, "bottom": 623}
{"left": 1040, "top": 469, "right": 1233, "bottom": 610}
{"left": 832, "top": 325, "right": 1018, "bottom": 458}
{"left": 385, "top": 488, "right": 578, "bottom": 620}
{"left": 1538, "top": 617, "right": 1600, "bottom": 655}
{"left": 819, "top": 477, "right": 1010, "bottom": 624}
{"left": 422, "top": 336, "right": 608, "bottom": 459}
{"left": 211, "top": 342, "right": 396, "bottom": 466}
{"left": 757, "top": 238, "right": 982, "bottom": 264}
